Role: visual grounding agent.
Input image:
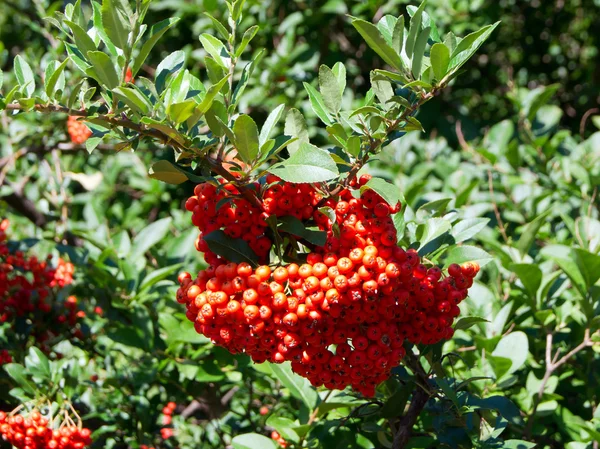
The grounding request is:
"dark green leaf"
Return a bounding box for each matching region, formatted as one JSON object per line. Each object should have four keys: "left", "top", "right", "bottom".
{"left": 454, "top": 316, "right": 488, "bottom": 331}
{"left": 101, "top": 0, "right": 131, "bottom": 50}
{"left": 362, "top": 177, "right": 402, "bottom": 207}
{"left": 148, "top": 160, "right": 188, "bottom": 185}
{"left": 130, "top": 217, "right": 173, "bottom": 260}
{"left": 411, "top": 27, "right": 430, "bottom": 78}
{"left": 448, "top": 22, "right": 500, "bottom": 74}
{"left": 351, "top": 18, "right": 403, "bottom": 71}
{"left": 510, "top": 264, "right": 542, "bottom": 299}
{"left": 86, "top": 51, "right": 119, "bottom": 89}
{"left": 405, "top": 1, "right": 425, "bottom": 58}
{"left": 236, "top": 25, "right": 259, "bottom": 58}
{"left": 259, "top": 104, "right": 285, "bottom": 146}
{"left": 132, "top": 18, "right": 180, "bottom": 77}
{"left": 303, "top": 82, "right": 333, "bottom": 125}
{"left": 203, "top": 230, "right": 259, "bottom": 265}
{"left": 518, "top": 210, "right": 551, "bottom": 257}
{"left": 233, "top": 114, "right": 260, "bottom": 164}
{"left": 45, "top": 58, "right": 70, "bottom": 98}
{"left": 430, "top": 43, "right": 450, "bottom": 81}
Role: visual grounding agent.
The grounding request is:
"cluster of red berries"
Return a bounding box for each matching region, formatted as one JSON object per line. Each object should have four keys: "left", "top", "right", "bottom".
{"left": 159, "top": 401, "right": 176, "bottom": 440}
{"left": 0, "top": 349, "right": 12, "bottom": 365}
{"left": 186, "top": 175, "right": 321, "bottom": 264}
{"left": 271, "top": 431, "right": 287, "bottom": 448}
{"left": 66, "top": 116, "right": 92, "bottom": 145}
{"left": 178, "top": 176, "right": 479, "bottom": 396}
{"left": 0, "top": 219, "right": 82, "bottom": 354}
{"left": 0, "top": 409, "right": 92, "bottom": 449}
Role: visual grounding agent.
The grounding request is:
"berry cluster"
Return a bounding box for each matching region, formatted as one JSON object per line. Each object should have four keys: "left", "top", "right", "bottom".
{"left": 177, "top": 177, "right": 479, "bottom": 395}
{"left": 66, "top": 116, "right": 92, "bottom": 145}
{"left": 0, "top": 349, "right": 12, "bottom": 365}
{"left": 0, "top": 409, "right": 92, "bottom": 449}
{"left": 0, "top": 219, "right": 82, "bottom": 354}
{"left": 158, "top": 401, "right": 176, "bottom": 440}
{"left": 186, "top": 176, "right": 321, "bottom": 264}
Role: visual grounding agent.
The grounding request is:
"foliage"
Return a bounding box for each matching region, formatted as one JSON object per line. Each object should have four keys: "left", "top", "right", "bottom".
{"left": 0, "top": 1, "right": 599, "bottom": 449}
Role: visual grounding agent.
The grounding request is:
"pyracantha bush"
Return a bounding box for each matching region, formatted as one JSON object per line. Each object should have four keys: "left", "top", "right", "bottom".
{"left": 0, "top": 219, "right": 83, "bottom": 355}
{"left": 177, "top": 175, "right": 479, "bottom": 396}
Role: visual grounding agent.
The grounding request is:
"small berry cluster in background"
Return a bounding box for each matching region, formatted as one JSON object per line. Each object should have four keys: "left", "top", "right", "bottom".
{"left": 159, "top": 402, "right": 176, "bottom": 440}
{"left": 0, "top": 407, "right": 92, "bottom": 449}
{"left": 0, "top": 219, "right": 83, "bottom": 358}
{"left": 66, "top": 116, "right": 92, "bottom": 145}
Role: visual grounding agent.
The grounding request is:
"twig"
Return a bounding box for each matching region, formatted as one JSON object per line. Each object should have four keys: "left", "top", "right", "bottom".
{"left": 579, "top": 108, "right": 599, "bottom": 138}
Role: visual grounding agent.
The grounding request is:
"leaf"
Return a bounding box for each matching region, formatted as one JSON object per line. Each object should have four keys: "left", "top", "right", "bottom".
{"left": 418, "top": 218, "right": 451, "bottom": 251}
{"left": 411, "top": 26, "right": 430, "bottom": 78}
{"left": 101, "top": 0, "right": 131, "bottom": 50}
{"left": 376, "top": 15, "right": 397, "bottom": 45}
{"left": 24, "top": 347, "right": 51, "bottom": 380}
{"left": 65, "top": 20, "right": 97, "bottom": 58}
{"left": 197, "top": 75, "right": 230, "bottom": 113}
{"left": 370, "top": 71, "right": 394, "bottom": 104}
{"left": 351, "top": 18, "right": 403, "bottom": 71}
{"left": 269, "top": 362, "right": 318, "bottom": 409}
{"left": 448, "top": 22, "right": 500, "bottom": 74}
{"left": 132, "top": 18, "right": 180, "bottom": 77}
{"left": 319, "top": 65, "right": 342, "bottom": 114}
{"left": 233, "top": 114, "right": 260, "bottom": 164}
{"left": 232, "top": 49, "right": 263, "bottom": 106}
{"left": 149, "top": 160, "right": 188, "bottom": 185}
{"left": 203, "top": 13, "right": 230, "bottom": 41}
{"left": 278, "top": 216, "right": 327, "bottom": 246}
{"left": 86, "top": 51, "right": 120, "bottom": 89}
{"left": 517, "top": 210, "right": 551, "bottom": 257}
{"left": 138, "top": 263, "right": 183, "bottom": 293}
{"left": 199, "top": 33, "right": 229, "bottom": 68}
{"left": 113, "top": 86, "right": 151, "bottom": 115}
{"left": 203, "top": 230, "right": 259, "bottom": 265}
{"left": 268, "top": 143, "right": 339, "bottom": 183}
{"left": 155, "top": 50, "right": 186, "bottom": 93}
{"left": 14, "top": 55, "right": 35, "bottom": 96}
{"left": 510, "top": 264, "right": 542, "bottom": 299}
{"left": 235, "top": 25, "right": 259, "bottom": 57}
{"left": 332, "top": 62, "right": 346, "bottom": 96}
{"left": 130, "top": 217, "right": 172, "bottom": 260}
{"left": 380, "top": 382, "right": 413, "bottom": 418}
{"left": 259, "top": 104, "right": 285, "bottom": 146}
{"left": 454, "top": 316, "right": 488, "bottom": 331}
{"left": 3, "top": 364, "right": 36, "bottom": 394}
{"left": 392, "top": 15, "right": 405, "bottom": 55}
{"left": 284, "top": 108, "right": 309, "bottom": 155}
{"left": 572, "top": 248, "right": 600, "bottom": 292}
{"left": 444, "top": 246, "right": 494, "bottom": 268}
{"left": 303, "top": 82, "right": 333, "bottom": 125}
{"left": 405, "top": 1, "right": 425, "bottom": 58}
{"left": 501, "top": 441, "right": 536, "bottom": 449}
{"left": 232, "top": 433, "right": 277, "bottom": 449}
{"left": 362, "top": 177, "right": 402, "bottom": 207}
{"left": 430, "top": 42, "right": 450, "bottom": 80}
{"left": 522, "top": 84, "right": 560, "bottom": 121}
{"left": 265, "top": 416, "right": 300, "bottom": 443}
{"left": 451, "top": 218, "right": 490, "bottom": 243}
{"left": 45, "top": 58, "right": 70, "bottom": 98}
{"left": 492, "top": 332, "right": 529, "bottom": 374}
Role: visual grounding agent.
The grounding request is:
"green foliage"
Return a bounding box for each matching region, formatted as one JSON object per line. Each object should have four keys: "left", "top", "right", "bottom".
{"left": 0, "top": 1, "right": 598, "bottom": 449}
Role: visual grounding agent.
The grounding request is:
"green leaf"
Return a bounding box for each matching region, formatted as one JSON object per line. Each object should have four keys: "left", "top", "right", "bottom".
{"left": 14, "top": 55, "right": 35, "bottom": 97}
{"left": 362, "top": 177, "right": 402, "bottom": 207}
{"left": 233, "top": 114, "right": 260, "bottom": 164}
{"left": 376, "top": 15, "right": 397, "bottom": 45}
{"left": 45, "top": 58, "right": 70, "bottom": 98}
{"left": 101, "top": 0, "right": 131, "bottom": 50}
{"left": 454, "top": 316, "right": 488, "bottom": 331}
{"left": 405, "top": 116, "right": 424, "bottom": 132}
{"left": 351, "top": 18, "right": 403, "bottom": 71}
{"left": 168, "top": 99, "right": 197, "bottom": 124}
{"left": 203, "top": 13, "right": 230, "bottom": 41}
{"left": 232, "top": 49, "right": 263, "bottom": 107}
{"left": 418, "top": 218, "right": 451, "bottom": 251}
{"left": 430, "top": 43, "right": 450, "bottom": 81}
{"left": 24, "top": 347, "right": 51, "bottom": 380}
{"left": 3, "top": 364, "right": 36, "bottom": 394}
{"left": 232, "top": 433, "right": 277, "bottom": 449}
{"left": 448, "top": 22, "right": 500, "bottom": 74}
{"left": 451, "top": 218, "right": 490, "bottom": 243}
{"left": 155, "top": 50, "right": 186, "bottom": 93}
{"left": 269, "top": 362, "right": 318, "bottom": 409}
{"left": 198, "top": 75, "right": 230, "bottom": 114}
{"left": 492, "top": 331, "right": 529, "bottom": 374}
{"left": 319, "top": 65, "right": 342, "bottom": 114}
{"left": 138, "top": 263, "right": 183, "bottom": 293}
{"left": 522, "top": 84, "right": 560, "bottom": 121}
{"left": 405, "top": 1, "right": 425, "bottom": 58}
{"left": 510, "top": 264, "right": 542, "bottom": 299}
{"left": 205, "top": 100, "right": 228, "bottom": 137}
{"left": 501, "top": 441, "right": 536, "bottom": 449}
{"left": 380, "top": 382, "right": 413, "bottom": 418}
{"left": 91, "top": 0, "right": 117, "bottom": 56}
{"left": 278, "top": 216, "right": 327, "bottom": 246}
{"left": 411, "top": 26, "right": 430, "bottom": 78}
{"left": 235, "top": 25, "right": 259, "bottom": 58}
{"left": 347, "top": 136, "right": 361, "bottom": 158}
{"left": 392, "top": 15, "right": 405, "bottom": 55}
{"left": 132, "top": 18, "right": 180, "bottom": 77}
{"left": 332, "top": 62, "right": 346, "bottom": 97}
{"left": 265, "top": 416, "right": 300, "bottom": 443}
{"left": 203, "top": 230, "right": 259, "bottom": 265}
{"left": 268, "top": 143, "right": 339, "bottom": 183}
{"left": 259, "top": 104, "right": 285, "bottom": 147}
{"left": 284, "top": 108, "right": 309, "bottom": 155}
{"left": 64, "top": 20, "right": 97, "bottom": 57}
{"left": 199, "top": 33, "right": 229, "bottom": 68}
{"left": 370, "top": 71, "right": 394, "bottom": 104}
{"left": 113, "top": 86, "right": 151, "bottom": 115}
{"left": 517, "top": 210, "right": 551, "bottom": 257}
{"left": 303, "top": 82, "right": 333, "bottom": 125}
{"left": 148, "top": 160, "right": 188, "bottom": 185}
{"left": 130, "top": 217, "right": 172, "bottom": 260}
{"left": 444, "top": 245, "right": 494, "bottom": 268}
{"left": 572, "top": 248, "right": 600, "bottom": 292}
{"left": 86, "top": 51, "right": 120, "bottom": 89}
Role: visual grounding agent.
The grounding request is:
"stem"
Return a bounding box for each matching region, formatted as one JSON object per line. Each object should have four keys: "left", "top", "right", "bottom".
{"left": 4, "top": 103, "right": 263, "bottom": 208}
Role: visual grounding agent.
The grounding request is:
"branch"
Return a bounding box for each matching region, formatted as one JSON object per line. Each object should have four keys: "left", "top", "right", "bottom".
{"left": 2, "top": 183, "right": 51, "bottom": 227}
{"left": 392, "top": 387, "right": 429, "bottom": 449}
{"left": 4, "top": 103, "right": 263, "bottom": 208}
